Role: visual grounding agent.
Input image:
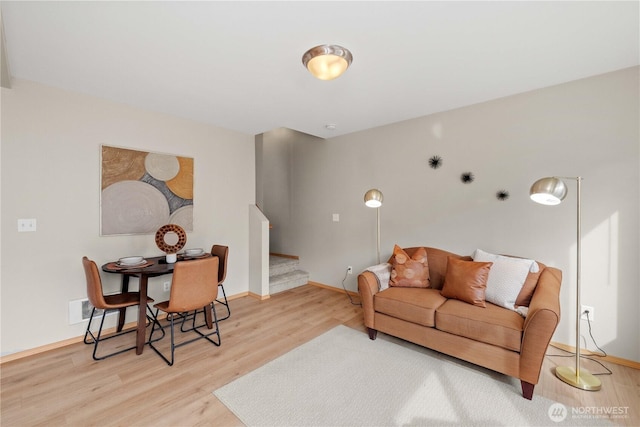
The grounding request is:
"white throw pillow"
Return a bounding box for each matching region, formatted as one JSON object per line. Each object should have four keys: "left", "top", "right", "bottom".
{"left": 472, "top": 249, "right": 534, "bottom": 310}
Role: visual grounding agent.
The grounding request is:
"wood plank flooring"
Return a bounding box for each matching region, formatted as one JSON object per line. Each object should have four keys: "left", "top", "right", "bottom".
{"left": 1, "top": 285, "right": 638, "bottom": 426}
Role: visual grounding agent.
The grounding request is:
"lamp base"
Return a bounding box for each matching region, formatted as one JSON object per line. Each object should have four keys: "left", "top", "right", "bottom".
{"left": 555, "top": 366, "right": 602, "bottom": 391}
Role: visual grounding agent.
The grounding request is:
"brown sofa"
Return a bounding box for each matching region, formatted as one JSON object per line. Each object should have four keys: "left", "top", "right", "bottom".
{"left": 358, "top": 247, "right": 561, "bottom": 400}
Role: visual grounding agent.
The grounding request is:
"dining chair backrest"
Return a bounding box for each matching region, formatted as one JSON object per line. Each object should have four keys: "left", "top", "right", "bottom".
{"left": 82, "top": 256, "right": 108, "bottom": 310}
{"left": 211, "top": 245, "right": 229, "bottom": 284}
{"left": 166, "top": 257, "right": 219, "bottom": 313}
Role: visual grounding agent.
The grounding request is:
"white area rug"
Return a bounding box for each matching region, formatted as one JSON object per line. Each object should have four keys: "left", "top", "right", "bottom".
{"left": 214, "top": 325, "right": 611, "bottom": 426}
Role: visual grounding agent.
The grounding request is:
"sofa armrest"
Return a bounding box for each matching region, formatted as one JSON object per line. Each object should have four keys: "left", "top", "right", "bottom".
{"left": 358, "top": 271, "right": 379, "bottom": 329}
{"left": 519, "top": 267, "right": 562, "bottom": 384}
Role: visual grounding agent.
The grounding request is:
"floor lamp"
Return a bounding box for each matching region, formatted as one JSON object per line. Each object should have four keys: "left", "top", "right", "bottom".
{"left": 529, "top": 176, "right": 601, "bottom": 391}
{"left": 364, "top": 189, "right": 383, "bottom": 264}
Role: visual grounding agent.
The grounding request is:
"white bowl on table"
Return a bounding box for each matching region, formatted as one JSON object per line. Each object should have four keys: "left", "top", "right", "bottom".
{"left": 185, "top": 248, "right": 204, "bottom": 257}
{"left": 118, "top": 256, "right": 144, "bottom": 265}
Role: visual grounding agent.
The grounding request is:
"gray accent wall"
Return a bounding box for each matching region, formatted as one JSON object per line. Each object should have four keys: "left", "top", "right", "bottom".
{"left": 259, "top": 67, "right": 639, "bottom": 361}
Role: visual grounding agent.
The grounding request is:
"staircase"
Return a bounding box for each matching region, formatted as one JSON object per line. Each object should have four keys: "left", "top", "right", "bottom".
{"left": 269, "top": 255, "right": 309, "bottom": 294}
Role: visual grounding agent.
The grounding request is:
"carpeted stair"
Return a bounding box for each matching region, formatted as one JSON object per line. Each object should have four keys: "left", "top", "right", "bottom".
{"left": 269, "top": 255, "right": 309, "bottom": 294}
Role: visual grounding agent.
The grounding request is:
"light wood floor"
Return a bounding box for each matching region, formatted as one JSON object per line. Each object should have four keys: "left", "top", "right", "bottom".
{"left": 1, "top": 285, "right": 638, "bottom": 426}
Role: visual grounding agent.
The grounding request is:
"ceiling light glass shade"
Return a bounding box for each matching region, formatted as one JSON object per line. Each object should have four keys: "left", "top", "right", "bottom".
{"left": 530, "top": 177, "right": 568, "bottom": 205}
{"left": 364, "top": 189, "right": 383, "bottom": 208}
{"left": 302, "top": 45, "right": 353, "bottom": 80}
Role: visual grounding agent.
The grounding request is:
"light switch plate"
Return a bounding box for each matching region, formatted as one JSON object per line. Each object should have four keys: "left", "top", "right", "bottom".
{"left": 17, "top": 218, "right": 36, "bottom": 232}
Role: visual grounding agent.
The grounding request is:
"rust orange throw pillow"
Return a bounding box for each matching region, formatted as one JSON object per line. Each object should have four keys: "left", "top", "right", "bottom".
{"left": 441, "top": 256, "right": 492, "bottom": 307}
{"left": 389, "top": 245, "right": 430, "bottom": 288}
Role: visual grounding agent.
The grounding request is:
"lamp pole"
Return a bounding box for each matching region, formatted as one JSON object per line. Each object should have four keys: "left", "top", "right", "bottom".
{"left": 376, "top": 206, "right": 381, "bottom": 265}
{"left": 364, "top": 189, "right": 384, "bottom": 265}
{"left": 574, "top": 176, "right": 582, "bottom": 380}
{"left": 531, "top": 176, "right": 600, "bottom": 391}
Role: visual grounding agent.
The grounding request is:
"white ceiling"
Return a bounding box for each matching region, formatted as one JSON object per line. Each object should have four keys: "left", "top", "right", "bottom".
{"left": 1, "top": 1, "right": 638, "bottom": 138}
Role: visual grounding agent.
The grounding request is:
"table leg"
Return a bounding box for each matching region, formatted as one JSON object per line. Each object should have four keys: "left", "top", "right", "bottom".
{"left": 117, "top": 275, "right": 130, "bottom": 332}
{"left": 204, "top": 304, "right": 213, "bottom": 329}
{"left": 136, "top": 275, "right": 149, "bottom": 355}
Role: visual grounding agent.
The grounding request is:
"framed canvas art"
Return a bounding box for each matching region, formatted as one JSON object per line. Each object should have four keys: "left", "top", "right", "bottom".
{"left": 100, "top": 145, "right": 194, "bottom": 235}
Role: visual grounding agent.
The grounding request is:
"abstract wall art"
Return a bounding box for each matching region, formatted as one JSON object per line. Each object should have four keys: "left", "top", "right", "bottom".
{"left": 100, "top": 145, "right": 194, "bottom": 236}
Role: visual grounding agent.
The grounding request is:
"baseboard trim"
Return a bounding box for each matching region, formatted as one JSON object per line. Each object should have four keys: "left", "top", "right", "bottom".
{"left": 226, "top": 292, "right": 249, "bottom": 301}
{"left": 1, "top": 336, "right": 86, "bottom": 364}
{"left": 269, "top": 252, "right": 299, "bottom": 260}
{"left": 308, "top": 281, "right": 358, "bottom": 297}
{"left": 549, "top": 342, "right": 640, "bottom": 370}
{"left": 248, "top": 292, "right": 270, "bottom": 301}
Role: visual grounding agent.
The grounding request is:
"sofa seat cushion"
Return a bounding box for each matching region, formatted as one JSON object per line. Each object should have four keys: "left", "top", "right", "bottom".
{"left": 374, "top": 288, "right": 447, "bottom": 327}
{"left": 435, "top": 299, "right": 524, "bottom": 352}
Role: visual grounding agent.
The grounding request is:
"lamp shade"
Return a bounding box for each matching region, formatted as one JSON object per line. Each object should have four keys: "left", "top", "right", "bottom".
{"left": 302, "top": 45, "right": 353, "bottom": 80}
{"left": 530, "top": 177, "right": 568, "bottom": 205}
{"left": 364, "top": 189, "right": 383, "bottom": 208}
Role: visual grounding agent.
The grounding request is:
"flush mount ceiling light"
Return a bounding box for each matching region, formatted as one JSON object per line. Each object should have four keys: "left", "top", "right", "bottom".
{"left": 302, "top": 44, "right": 353, "bottom": 80}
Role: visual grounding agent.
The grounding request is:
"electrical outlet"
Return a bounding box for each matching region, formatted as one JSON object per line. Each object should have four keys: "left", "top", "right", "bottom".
{"left": 581, "top": 305, "right": 594, "bottom": 322}
{"left": 347, "top": 266, "right": 353, "bottom": 274}
{"left": 163, "top": 281, "right": 171, "bottom": 292}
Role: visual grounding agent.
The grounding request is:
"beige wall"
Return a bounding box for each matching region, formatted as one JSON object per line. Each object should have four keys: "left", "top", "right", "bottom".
{"left": 263, "top": 67, "right": 639, "bottom": 361}
{"left": 260, "top": 128, "right": 322, "bottom": 254}
{"left": 1, "top": 79, "right": 255, "bottom": 355}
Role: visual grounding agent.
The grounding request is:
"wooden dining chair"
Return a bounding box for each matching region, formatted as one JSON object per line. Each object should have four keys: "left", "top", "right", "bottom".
{"left": 148, "top": 256, "right": 222, "bottom": 366}
{"left": 82, "top": 256, "right": 162, "bottom": 360}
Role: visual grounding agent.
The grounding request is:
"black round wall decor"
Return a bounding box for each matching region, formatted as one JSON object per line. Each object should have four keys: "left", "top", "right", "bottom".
{"left": 428, "top": 155, "right": 443, "bottom": 169}
{"left": 460, "top": 172, "right": 474, "bottom": 184}
{"left": 496, "top": 190, "right": 510, "bottom": 201}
